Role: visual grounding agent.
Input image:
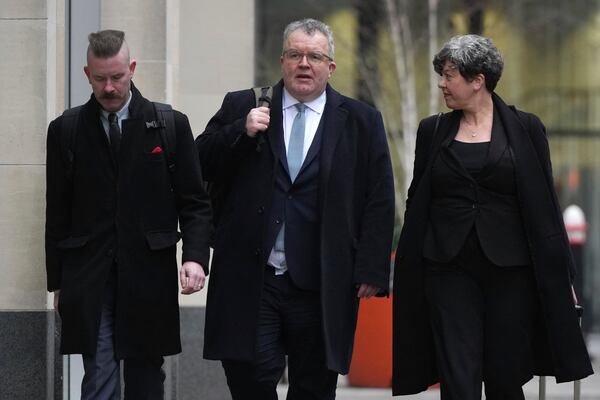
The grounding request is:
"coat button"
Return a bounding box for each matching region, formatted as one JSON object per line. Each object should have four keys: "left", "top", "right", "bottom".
{"left": 107, "top": 249, "right": 114, "bottom": 257}
{"left": 257, "top": 206, "right": 265, "bottom": 214}
{"left": 472, "top": 203, "right": 478, "bottom": 209}
{"left": 275, "top": 219, "right": 281, "bottom": 224}
{"left": 254, "top": 248, "right": 262, "bottom": 256}
{"left": 288, "top": 194, "right": 293, "bottom": 200}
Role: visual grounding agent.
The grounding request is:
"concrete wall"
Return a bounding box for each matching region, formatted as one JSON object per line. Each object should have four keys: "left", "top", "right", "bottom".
{"left": 0, "top": 0, "right": 254, "bottom": 398}
{"left": 0, "top": 1, "right": 64, "bottom": 398}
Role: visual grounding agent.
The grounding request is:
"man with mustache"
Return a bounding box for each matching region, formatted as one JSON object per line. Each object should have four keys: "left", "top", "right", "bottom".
{"left": 45, "top": 30, "right": 212, "bottom": 399}
{"left": 197, "top": 18, "right": 394, "bottom": 399}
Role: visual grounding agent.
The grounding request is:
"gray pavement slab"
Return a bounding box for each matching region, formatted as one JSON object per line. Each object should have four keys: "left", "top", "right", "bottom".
{"left": 277, "top": 334, "right": 600, "bottom": 399}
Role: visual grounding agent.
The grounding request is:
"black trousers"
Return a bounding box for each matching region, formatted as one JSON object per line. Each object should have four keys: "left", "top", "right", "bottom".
{"left": 222, "top": 268, "right": 338, "bottom": 400}
{"left": 424, "top": 232, "right": 537, "bottom": 400}
{"left": 81, "top": 268, "right": 165, "bottom": 400}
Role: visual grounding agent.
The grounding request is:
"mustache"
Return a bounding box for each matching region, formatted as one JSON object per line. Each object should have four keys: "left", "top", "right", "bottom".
{"left": 101, "top": 93, "right": 122, "bottom": 100}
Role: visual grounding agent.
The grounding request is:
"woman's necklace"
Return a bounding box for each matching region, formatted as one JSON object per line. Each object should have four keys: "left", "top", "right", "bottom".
{"left": 462, "top": 117, "right": 482, "bottom": 138}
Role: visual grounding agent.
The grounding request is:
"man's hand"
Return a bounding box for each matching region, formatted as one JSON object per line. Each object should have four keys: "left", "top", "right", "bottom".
{"left": 356, "top": 283, "right": 381, "bottom": 299}
{"left": 245, "top": 106, "right": 270, "bottom": 137}
{"left": 180, "top": 261, "right": 206, "bottom": 295}
{"left": 53, "top": 290, "right": 60, "bottom": 310}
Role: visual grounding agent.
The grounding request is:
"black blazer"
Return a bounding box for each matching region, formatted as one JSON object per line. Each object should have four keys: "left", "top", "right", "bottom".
{"left": 392, "top": 93, "right": 592, "bottom": 395}
{"left": 423, "top": 110, "right": 530, "bottom": 266}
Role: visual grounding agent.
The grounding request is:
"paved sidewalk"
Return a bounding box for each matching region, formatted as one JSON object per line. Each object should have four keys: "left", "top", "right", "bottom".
{"left": 277, "top": 334, "right": 600, "bottom": 399}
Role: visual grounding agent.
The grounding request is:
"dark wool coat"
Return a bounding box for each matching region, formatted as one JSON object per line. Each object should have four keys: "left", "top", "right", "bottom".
{"left": 196, "top": 82, "right": 395, "bottom": 374}
{"left": 45, "top": 84, "right": 212, "bottom": 358}
{"left": 392, "top": 93, "right": 593, "bottom": 395}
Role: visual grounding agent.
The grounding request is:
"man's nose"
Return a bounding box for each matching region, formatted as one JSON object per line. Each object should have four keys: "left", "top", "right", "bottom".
{"left": 104, "top": 80, "right": 115, "bottom": 92}
{"left": 298, "top": 54, "right": 310, "bottom": 67}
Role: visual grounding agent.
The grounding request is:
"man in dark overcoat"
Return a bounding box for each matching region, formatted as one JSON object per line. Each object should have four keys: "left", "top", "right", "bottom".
{"left": 45, "top": 30, "right": 212, "bottom": 399}
{"left": 392, "top": 93, "right": 593, "bottom": 395}
{"left": 196, "top": 18, "right": 394, "bottom": 400}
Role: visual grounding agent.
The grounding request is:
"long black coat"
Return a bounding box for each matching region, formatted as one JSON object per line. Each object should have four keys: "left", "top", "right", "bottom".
{"left": 45, "top": 84, "right": 212, "bottom": 358}
{"left": 196, "top": 82, "right": 395, "bottom": 374}
{"left": 392, "top": 93, "right": 593, "bottom": 395}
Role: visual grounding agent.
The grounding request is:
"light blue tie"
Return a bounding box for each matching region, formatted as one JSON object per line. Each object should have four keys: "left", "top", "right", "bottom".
{"left": 287, "top": 103, "right": 306, "bottom": 182}
{"left": 274, "top": 103, "right": 306, "bottom": 252}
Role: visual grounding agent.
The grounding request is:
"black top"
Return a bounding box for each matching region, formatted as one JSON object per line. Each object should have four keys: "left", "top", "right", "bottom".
{"left": 449, "top": 140, "right": 490, "bottom": 181}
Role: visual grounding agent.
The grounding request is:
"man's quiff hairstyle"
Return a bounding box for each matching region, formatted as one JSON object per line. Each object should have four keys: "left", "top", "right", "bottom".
{"left": 283, "top": 18, "right": 335, "bottom": 59}
{"left": 87, "top": 29, "right": 128, "bottom": 60}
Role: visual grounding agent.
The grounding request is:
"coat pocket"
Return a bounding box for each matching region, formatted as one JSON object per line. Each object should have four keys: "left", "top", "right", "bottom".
{"left": 145, "top": 230, "right": 181, "bottom": 250}
{"left": 56, "top": 235, "right": 89, "bottom": 249}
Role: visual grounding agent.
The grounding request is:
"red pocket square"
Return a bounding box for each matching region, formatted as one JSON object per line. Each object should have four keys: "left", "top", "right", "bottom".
{"left": 151, "top": 146, "right": 163, "bottom": 153}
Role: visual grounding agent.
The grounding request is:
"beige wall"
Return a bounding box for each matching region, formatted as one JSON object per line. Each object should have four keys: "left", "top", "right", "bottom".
{"left": 175, "top": 0, "right": 255, "bottom": 306}
{"left": 0, "top": 0, "right": 65, "bottom": 310}
{"left": 176, "top": 0, "right": 256, "bottom": 136}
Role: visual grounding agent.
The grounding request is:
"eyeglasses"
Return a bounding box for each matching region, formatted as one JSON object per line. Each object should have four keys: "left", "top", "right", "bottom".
{"left": 282, "top": 49, "right": 333, "bottom": 65}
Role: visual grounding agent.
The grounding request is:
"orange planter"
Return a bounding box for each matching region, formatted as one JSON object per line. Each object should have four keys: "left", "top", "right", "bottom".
{"left": 347, "top": 295, "right": 393, "bottom": 387}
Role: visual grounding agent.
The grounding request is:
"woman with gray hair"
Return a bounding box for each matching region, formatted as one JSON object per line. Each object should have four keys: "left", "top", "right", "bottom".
{"left": 392, "top": 34, "right": 592, "bottom": 399}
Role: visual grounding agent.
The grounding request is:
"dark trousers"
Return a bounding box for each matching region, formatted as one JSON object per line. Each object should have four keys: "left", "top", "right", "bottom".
{"left": 222, "top": 268, "right": 338, "bottom": 400}
{"left": 81, "top": 270, "right": 165, "bottom": 400}
{"left": 425, "top": 232, "right": 537, "bottom": 400}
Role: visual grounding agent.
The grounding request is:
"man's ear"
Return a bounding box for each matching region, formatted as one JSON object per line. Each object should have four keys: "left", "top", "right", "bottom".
{"left": 129, "top": 59, "right": 137, "bottom": 76}
{"left": 84, "top": 65, "right": 91, "bottom": 83}
{"left": 328, "top": 61, "right": 336, "bottom": 78}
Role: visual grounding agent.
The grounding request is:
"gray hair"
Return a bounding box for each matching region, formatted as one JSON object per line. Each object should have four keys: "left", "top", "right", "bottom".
{"left": 433, "top": 34, "right": 503, "bottom": 92}
{"left": 283, "top": 18, "right": 335, "bottom": 59}
{"left": 87, "top": 29, "right": 128, "bottom": 60}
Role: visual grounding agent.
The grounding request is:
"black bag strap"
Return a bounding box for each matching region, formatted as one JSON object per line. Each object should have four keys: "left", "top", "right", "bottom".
{"left": 430, "top": 112, "right": 443, "bottom": 153}
{"left": 151, "top": 102, "right": 176, "bottom": 174}
{"left": 253, "top": 86, "right": 273, "bottom": 108}
{"left": 252, "top": 86, "right": 273, "bottom": 152}
{"left": 60, "top": 105, "right": 83, "bottom": 182}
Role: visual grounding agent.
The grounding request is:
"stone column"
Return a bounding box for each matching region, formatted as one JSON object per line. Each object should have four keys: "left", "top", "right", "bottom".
{"left": 0, "top": 1, "right": 65, "bottom": 399}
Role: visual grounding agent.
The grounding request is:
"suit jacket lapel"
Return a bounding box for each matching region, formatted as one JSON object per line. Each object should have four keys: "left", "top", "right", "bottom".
{"left": 296, "top": 109, "right": 325, "bottom": 179}
{"left": 479, "top": 108, "right": 508, "bottom": 179}
{"left": 439, "top": 112, "right": 472, "bottom": 181}
{"left": 81, "top": 97, "right": 117, "bottom": 171}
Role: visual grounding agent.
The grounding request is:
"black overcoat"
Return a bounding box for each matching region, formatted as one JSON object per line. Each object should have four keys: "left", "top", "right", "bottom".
{"left": 196, "top": 82, "right": 395, "bottom": 374}
{"left": 392, "top": 93, "right": 593, "bottom": 395}
{"left": 45, "top": 84, "right": 212, "bottom": 357}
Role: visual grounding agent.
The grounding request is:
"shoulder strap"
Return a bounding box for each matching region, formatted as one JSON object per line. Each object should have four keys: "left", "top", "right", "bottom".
{"left": 429, "top": 112, "right": 443, "bottom": 153}
{"left": 60, "top": 105, "right": 83, "bottom": 181}
{"left": 152, "top": 102, "right": 176, "bottom": 174}
{"left": 253, "top": 86, "right": 273, "bottom": 108}
{"left": 252, "top": 86, "right": 273, "bottom": 152}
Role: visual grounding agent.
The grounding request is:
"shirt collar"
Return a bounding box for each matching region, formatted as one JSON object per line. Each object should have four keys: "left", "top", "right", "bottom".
{"left": 282, "top": 88, "right": 326, "bottom": 114}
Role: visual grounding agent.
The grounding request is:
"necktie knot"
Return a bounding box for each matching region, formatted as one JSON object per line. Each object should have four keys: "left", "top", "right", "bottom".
{"left": 294, "top": 103, "right": 306, "bottom": 113}
{"left": 108, "top": 112, "right": 118, "bottom": 125}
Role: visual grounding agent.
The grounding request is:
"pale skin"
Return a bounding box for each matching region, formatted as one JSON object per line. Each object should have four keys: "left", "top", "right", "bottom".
{"left": 438, "top": 61, "right": 493, "bottom": 143}
{"left": 246, "top": 29, "right": 379, "bottom": 299}
{"left": 53, "top": 45, "right": 205, "bottom": 309}
{"left": 438, "top": 60, "right": 579, "bottom": 305}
